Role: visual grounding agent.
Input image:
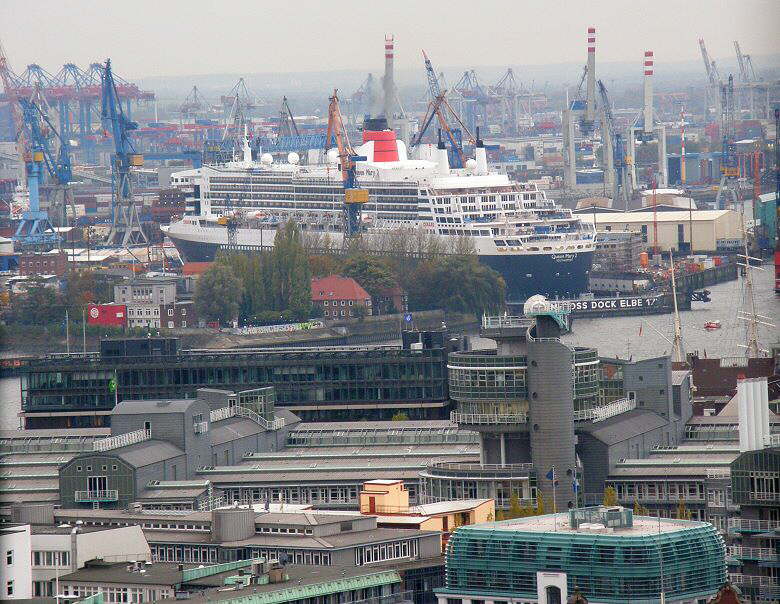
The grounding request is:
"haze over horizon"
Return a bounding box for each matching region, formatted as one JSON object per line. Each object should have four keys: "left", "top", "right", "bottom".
{"left": 2, "top": 0, "right": 777, "bottom": 80}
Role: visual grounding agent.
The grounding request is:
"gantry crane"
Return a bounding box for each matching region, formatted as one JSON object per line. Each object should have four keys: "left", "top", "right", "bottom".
{"left": 101, "top": 59, "right": 147, "bottom": 246}
{"left": 20, "top": 96, "right": 75, "bottom": 227}
{"left": 715, "top": 75, "right": 739, "bottom": 210}
{"left": 326, "top": 90, "right": 368, "bottom": 238}
{"left": 13, "top": 98, "right": 60, "bottom": 246}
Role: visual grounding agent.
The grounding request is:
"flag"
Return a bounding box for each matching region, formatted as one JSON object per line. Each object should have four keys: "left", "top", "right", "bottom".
{"left": 108, "top": 377, "right": 117, "bottom": 393}
{"left": 546, "top": 467, "right": 555, "bottom": 481}
{"left": 572, "top": 478, "right": 580, "bottom": 493}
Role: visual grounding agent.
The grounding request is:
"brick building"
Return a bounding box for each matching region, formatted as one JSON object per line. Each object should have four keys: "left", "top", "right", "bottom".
{"left": 18, "top": 251, "right": 68, "bottom": 276}
{"left": 311, "top": 275, "right": 372, "bottom": 319}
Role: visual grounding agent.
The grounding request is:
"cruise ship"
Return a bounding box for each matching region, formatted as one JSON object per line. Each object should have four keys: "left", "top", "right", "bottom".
{"left": 165, "top": 122, "right": 595, "bottom": 302}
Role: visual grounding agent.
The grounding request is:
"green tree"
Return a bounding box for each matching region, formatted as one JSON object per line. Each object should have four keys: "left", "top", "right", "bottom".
{"left": 194, "top": 263, "right": 242, "bottom": 324}
{"left": 391, "top": 412, "right": 409, "bottom": 421}
{"left": 535, "top": 492, "right": 545, "bottom": 515}
{"left": 495, "top": 509, "right": 506, "bottom": 521}
{"left": 341, "top": 254, "right": 396, "bottom": 303}
{"left": 602, "top": 486, "right": 619, "bottom": 507}
{"left": 11, "top": 279, "right": 60, "bottom": 326}
{"left": 676, "top": 498, "right": 691, "bottom": 520}
{"left": 270, "top": 221, "right": 311, "bottom": 320}
{"left": 508, "top": 494, "right": 523, "bottom": 519}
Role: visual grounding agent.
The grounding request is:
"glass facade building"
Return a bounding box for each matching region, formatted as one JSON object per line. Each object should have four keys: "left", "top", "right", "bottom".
{"left": 20, "top": 342, "right": 449, "bottom": 427}
{"left": 437, "top": 508, "right": 727, "bottom": 604}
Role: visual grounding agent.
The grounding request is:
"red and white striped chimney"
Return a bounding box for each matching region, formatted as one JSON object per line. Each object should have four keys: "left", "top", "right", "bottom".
{"left": 643, "top": 51, "right": 654, "bottom": 133}
{"left": 586, "top": 27, "right": 596, "bottom": 122}
{"left": 383, "top": 34, "right": 395, "bottom": 123}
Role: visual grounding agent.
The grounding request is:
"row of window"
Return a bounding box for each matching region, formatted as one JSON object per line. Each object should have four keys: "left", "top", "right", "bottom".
{"left": 322, "top": 300, "right": 368, "bottom": 306}
{"left": 60, "top": 584, "right": 171, "bottom": 603}
{"left": 355, "top": 539, "right": 419, "bottom": 566}
{"left": 32, "top": 550, "right": 70, "bottom": 567}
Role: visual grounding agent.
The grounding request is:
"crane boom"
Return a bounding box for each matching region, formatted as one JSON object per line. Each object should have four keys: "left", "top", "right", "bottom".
{"left": 698, "top": 38, "right": 720, "bottom": 85}
{"left": 0, "top": 39, "right": 28, "bottom": 165}
{"left": 422, "top": 50, "right": 442, "bottom": 99}
{"left": 326, "top": 90, "right": 367, "bottom": 238}
{"left": 734, "top": 41, "right": 749, "bottom": 82}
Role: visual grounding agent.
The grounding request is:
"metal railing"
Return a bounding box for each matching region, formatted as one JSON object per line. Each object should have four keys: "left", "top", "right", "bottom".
{"left": 728, "top": 518, "right": 780, "bottom": 532}
{"left": 423, "top": 461, "right": 534, "bottom": 479}
{"left": 764, "top": 434, "right": 780, "bottom": 447}
{"left": 450, "top": 411, "right": 528, "bottom": 425}
{"left": 728, "top": 546, "right": 779, "bottom": 562}
{"left": 93, "top": 429, "right": 151, "bottom": 452}
{"left": 706, "top": 469, "right": 731, "bottom": 480}
{"left": 728, "top": 573, "right": 779, "bottom": 588}
{"left": 75, "top": 489, "right": 119, "bottom": 502}
{"left": 209, "top": 406, "right": 285, "bottom": 431}
{"left": 482, "top": 315, "right": 532, "bottom": 329}
{"left": 573, "top": 398, "right": 635, "bottom": 422}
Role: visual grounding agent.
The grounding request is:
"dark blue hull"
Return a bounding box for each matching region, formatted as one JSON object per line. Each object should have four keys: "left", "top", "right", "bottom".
{"left": 169, "top": 234, "right": 593, "bottom": 303}
{"left": 479, "top": 251, "right": 593, "bottom": 302}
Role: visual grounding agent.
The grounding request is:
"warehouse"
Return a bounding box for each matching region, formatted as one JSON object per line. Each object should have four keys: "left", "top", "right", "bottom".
{"left": 577, "top": 209, "right": 743, "bottom": 253}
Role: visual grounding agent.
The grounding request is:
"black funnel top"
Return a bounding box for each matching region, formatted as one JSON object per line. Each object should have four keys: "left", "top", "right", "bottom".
{"left": 364, "top": 117, "right": 389, "bottom": 131}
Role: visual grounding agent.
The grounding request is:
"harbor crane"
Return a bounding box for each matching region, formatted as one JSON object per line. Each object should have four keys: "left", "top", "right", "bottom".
{"left": 21, "top": 96, "right": 75, "bottom": 227}
{"left": 715, "top": 75, "right": 739, "bottom": 210}
{"left": 411, "top": 92, "right": 475, "bottom": 169}
{"left": 597, "top": 80, "right": 628, "bottom": 207}
{"left": 326, "top": 90, "right": 368, "bottom": 238}
{"left": 278, "top": 96, "right": 299, "bottom": 137}
{"left": 13, "top": 98, "right": 61, "bottom": 246}
{"left": 101, "top": 59, "right": 147, "bottom": 246}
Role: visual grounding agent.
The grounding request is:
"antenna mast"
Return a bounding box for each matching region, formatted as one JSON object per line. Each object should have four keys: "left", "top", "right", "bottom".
{"left": 669, "top": 252, "right": 684, "bottom": 364}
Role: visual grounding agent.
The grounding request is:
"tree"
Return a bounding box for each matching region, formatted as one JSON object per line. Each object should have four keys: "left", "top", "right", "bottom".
{"left": 508, "top": 494, "right": 523, "bottom": 519}
{"left": 340, "top": 254, "right": 397, "bottom": 310}
{"left": 535, "top": 492, "right": 545, "bottom": 515}
{"left": 602, "top": 486, "right": 619, "bottom": 507}
{"left": 676, "top": 498, "right": 691, "bottom": 520}
{"left": 495, "top": 509, "right": 506, "bottom": 521}
{"left": 10, "top": 279, "right": 60, "bottom": 326}
{"left": 270, "top": 221, "right": 311, "bottom": 320}
{"left": 391, "top": 412, "right": 409, "bottom": 421}
{"left": 195, "top": 263, "right": 242, "bottom": 324}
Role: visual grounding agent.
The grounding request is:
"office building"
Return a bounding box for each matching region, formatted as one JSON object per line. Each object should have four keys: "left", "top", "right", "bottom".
{"left": 436, "top": 506, "right": 727, "bottom": 604}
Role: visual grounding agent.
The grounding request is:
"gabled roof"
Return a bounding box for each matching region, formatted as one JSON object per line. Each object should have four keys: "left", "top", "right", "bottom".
{"left": 114, "top": 439, "right": 184, "bottom": 468}
{"left": 311, "top": 275, "right": 370, "bottom": 302}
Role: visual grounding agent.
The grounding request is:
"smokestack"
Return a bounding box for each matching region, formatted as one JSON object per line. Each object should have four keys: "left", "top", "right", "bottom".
{"left": 383, "top": 34, "right": 395, "bottom": 126}
{"left": 643, "top": 51, "right": 654, "bottom": 134}
{"left": 586, "top": 27, "right": 596, "bottom": 124}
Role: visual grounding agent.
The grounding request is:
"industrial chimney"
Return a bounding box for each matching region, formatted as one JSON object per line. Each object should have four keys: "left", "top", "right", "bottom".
{"left": 383, "top": 34, "right": 395, "bottom": 126}
{"left": 643, "top": 51, "right": 654, "bottom": 134}
{"left": 586, "top": 27, "right": 596, "bottom": 124}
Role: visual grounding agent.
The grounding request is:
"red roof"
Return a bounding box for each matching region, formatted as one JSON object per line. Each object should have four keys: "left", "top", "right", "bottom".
{"left": 311, "top": 275, "right": 370, "bottom": 302}
{"left": 183, "top": 262, "right": 213, "bottom": 276}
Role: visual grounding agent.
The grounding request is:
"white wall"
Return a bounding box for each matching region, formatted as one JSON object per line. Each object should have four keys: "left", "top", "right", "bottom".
{"left": 0, "top": 524, "right": 33, "bottom": 599}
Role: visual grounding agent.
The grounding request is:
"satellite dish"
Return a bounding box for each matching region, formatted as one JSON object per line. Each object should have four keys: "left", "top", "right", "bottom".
{"left": 287, "top": 152, "right": 300, "bottom": 165}
{"left": 523, "top": 294, "right": 549, "bottom": 317}
{"left": 326, "top": 148, "right": 339, "bottom": 164}
{"left": 261, "top": 153, "right": 273, "bottom": 165}
{"left": 465, "top": 158, "right": 477, "bottom": 172}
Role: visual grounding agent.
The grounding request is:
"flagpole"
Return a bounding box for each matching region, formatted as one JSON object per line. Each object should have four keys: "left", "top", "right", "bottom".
{"left": 552, "top": 466, "right": 557, "bottom": 531}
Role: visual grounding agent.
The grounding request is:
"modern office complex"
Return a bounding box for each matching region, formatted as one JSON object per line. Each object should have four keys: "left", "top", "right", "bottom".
{"left": 436, "top": 506, "right": 727, "bottom": 604}
{"left": 19, "top": 337, "right": 449, "bottom": 427}
{"left": 422, "top": 301, "right": 690, "bottom": 513}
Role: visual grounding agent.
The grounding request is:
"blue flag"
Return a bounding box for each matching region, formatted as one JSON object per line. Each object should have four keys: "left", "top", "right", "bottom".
{"left": 572, "top": 478, "right": 580, "bottom": 493}
{"left": 546, "top": 467, "right": 555, "bottom": 481}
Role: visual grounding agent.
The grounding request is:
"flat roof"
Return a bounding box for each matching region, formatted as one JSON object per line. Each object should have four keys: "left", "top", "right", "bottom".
{"left": 483, "top": 512, "right": 709, "bottom": 536}
{"left": 580, "top": 209, "right": 732, "bottom": 223}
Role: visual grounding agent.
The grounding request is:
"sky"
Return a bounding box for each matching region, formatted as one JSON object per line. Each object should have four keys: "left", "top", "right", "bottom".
{"left": 1, "top": 0, "right": 778, "bottom": 79}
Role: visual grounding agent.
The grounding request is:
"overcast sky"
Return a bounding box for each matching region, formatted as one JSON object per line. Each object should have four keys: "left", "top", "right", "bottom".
{"left": 1, "top": 0, "right": 777, "bottom": 78}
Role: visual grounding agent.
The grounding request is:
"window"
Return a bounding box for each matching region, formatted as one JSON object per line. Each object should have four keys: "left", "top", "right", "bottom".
{"left": 5, "top": 549, "right": 12, "bottom": 565}
{"left": 168, "top": 308, "right": 174, "bottom": 316}
{"left": 181, "top": 308, "right": 186, "bottom": 315}
{"left": 168, "top": 321, "right": 174, "bottom": 329}
{"left": 6, "top": 580, "right": 13, "bottom": 596}
{"left": 324, "top": 301, "right": 328, "bottom": 306}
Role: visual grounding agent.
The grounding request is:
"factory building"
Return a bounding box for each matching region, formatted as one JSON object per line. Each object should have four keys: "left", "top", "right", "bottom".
{"left": 436, "top": 506, "right": 727, "bottom": 604}
{"left": 577, "top": 209, "right": 743, "bottom": 253}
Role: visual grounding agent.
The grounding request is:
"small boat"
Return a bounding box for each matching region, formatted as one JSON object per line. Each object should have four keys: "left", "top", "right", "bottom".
{"left": 704, "top": 321, "right": 722, "bottom": 330}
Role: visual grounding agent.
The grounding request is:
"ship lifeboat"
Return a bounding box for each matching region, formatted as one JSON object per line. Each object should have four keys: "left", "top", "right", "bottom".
{"left": 704, "top": 321, "right": 722, "bottom": 330}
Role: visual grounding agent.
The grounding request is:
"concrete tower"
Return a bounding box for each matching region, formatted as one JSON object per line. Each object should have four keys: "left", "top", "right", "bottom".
{"left": 383, "top": 34, "right": 395, "bottom": 125}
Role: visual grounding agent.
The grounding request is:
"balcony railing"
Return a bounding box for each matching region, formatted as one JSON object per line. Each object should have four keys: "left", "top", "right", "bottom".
{"left": 193, "top": 421, "right": 208, "bottom": 434}
{"left": 728, "top": 573, "right": 779, "bottom": 588}
{"left": 423, "top": 461, "right": 534, "bottom": 480}
{"left": 728, "top": 518, "right": 780, "bottom": 532}
{"left": 93, "top": 429, "right": 151, "bottom": 452}
{"left": 764, "top": 434, "right": 780, "bottom": 447}
{"left": 573, "top": 398, "right": 635, "bottom": 422}
{"left": 728, "top": 546, "right": 779, "bottom": 562}
{"left": 75, "top": 489, "right": 119, "bottom": 502}
{"left": 450, "top": 411, "right": 528, "bottom": 425}
{"left": 209, "top": 406, "right": 285, "bottom": 431}
{"left": 482, "top": 315, "right": 532, "bottom": 329}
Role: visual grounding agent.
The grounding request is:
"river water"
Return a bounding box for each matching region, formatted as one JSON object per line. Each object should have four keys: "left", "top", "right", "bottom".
{"left": 1, "top": 268, "right": 778, "bottom": 430}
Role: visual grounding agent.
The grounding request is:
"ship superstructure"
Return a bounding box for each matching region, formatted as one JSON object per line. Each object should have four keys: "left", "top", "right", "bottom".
{"left": 165, "top": 124, "right": 595, "bottom": 301}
